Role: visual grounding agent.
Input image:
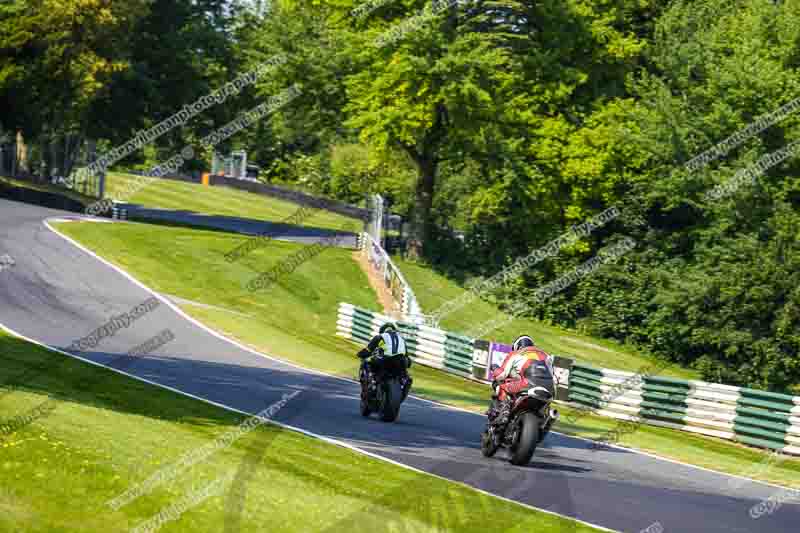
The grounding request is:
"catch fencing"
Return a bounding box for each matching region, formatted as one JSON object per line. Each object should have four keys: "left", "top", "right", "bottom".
{"left": 568, "top": 363, "right": 800, "bottom": 456}
{"left": 1, "top": 134, "right": 105, "bottom": 198}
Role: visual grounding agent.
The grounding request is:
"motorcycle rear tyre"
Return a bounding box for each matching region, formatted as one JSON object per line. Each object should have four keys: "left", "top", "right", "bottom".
{"left": 380, "top": 379, "right": 403, "bottom": 422}
{"left": 510, "top": 412, "right": 540, "bottom": 465}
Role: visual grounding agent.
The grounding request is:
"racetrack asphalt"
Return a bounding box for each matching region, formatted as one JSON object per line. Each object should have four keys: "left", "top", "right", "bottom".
{"left": 1, "top": 198, "right": 798, "bottom": 533}
{"left": 115, "top": 202, "right": 359, "bottom": 248}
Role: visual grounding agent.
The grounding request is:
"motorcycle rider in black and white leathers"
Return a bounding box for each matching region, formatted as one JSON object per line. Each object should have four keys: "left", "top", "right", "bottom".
{"left": 357, "top": 322, "right": 413, "bottom": 400}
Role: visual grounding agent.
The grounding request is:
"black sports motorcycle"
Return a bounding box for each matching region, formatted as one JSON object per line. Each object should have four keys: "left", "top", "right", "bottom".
{"left": 359, "top": 351, "right": 412, "bottom": 422}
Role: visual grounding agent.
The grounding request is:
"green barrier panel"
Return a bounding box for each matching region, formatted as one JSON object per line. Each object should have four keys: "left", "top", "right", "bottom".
{"left": 446, "top": 331, "right": 473, "bottom": 342}
{"left": 569, "top": 370, "right": 605, "bottom": 384}
{"left": 569, "top": 374, "right": 604, "bottom": 389}
{"left": 641, "top": 391, "right": 689, "bottom": 406}
{"left": 733, "top": 414, "right": 791, "bottom": 432}
{"left": 737, "top": 396, "right": 795, "bottom": 413}
{"left": 640, "top": 400, "right": 687, "bottom": 416}
{"left": 350, "top": 314, "right": 376, "bottom": 327}
{"left": 640, "top": 408, "right": 687, "bottom": 423}
{"left": 444, "top": 345, "right": 473, "bottom": 361}
{"left": 569, "top": 393, "right": 604, "bottom": 408}
{"left": 398, "top": 323, "right": 419, "bottom": 334}
{"left": 735, "top": 406, "right": 792, "bottom": 424}
{"left": 351, "top": 332, "right": 372, "bottom": 345}
{"left": 570, "top": 387, "right": 603, "bottom": 401}
{"left": 444, "top": 358, "right": 472, "bottom": 372}
{"left": 443, "top": 344, "right": 474, "bottom": 360}
{"left": 732, "top": 422, "right": 788, "bottom": 443}
{"left": 641, "top": 382, "right": 689, "bottom": 395}
{"left": 444, "top": 361, "right": 472, "bottom": 374}
{"left": 352, "top": 308, "right": 376, "bottom": 324}
{"left": 740, "top": 388, "right": 796, "bottom": 405}
{"left": 444, "top": 348, "right": 472, "bottom": 365}
{"left": 733, "top": 426, "right": 786, "bottom": 447}
{"left": 350, "top": 321, "right": 375, "bottom": 338}
{"left": 446, "top": 355, "right": 473, "bottom": 367}
{"left": 644, "top": 375, "right": 692, "bottom": 387}
{"left": 570, "top": 379, "right": 604, "bottom": 394}
{"left": 351, "top": 326, "right": 372, "bottom": 340}
{"left": 571, "top": 364, "right": 604, "bottom": 377}
{"left": 736, "top": 434, "right": 787, "bottom": 451}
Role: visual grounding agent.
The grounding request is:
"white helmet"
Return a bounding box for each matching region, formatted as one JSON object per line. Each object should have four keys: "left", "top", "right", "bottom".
{"left": 512, "top": 335, "right": 535, "bottom": 351}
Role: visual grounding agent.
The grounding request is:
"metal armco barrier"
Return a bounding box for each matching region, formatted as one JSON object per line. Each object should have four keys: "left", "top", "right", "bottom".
{"left": 568, "top": 363, "right": 800, "bottom": 456}
{"left": 111, "top": 203, "right": 127, "bottom": 220}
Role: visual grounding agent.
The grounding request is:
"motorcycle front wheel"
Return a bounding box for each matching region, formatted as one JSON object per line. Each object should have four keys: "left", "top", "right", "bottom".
{"left": 481, "top": 427, "right": 499, "bottom": 457}
{"left": 359, "top": 379, "right": 372, "bottom": 417}
{"left": 360, "top": 396, "right": 372, "bottom": 417}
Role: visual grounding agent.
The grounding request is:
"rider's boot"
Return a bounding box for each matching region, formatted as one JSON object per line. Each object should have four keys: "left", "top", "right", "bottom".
{"left": 492, "top": 397, "right": 512, "bottom": 426}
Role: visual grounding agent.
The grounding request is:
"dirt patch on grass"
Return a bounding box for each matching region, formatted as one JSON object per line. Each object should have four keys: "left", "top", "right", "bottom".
{"left": 353, "top": 250, "right": 399, "bottom": 318}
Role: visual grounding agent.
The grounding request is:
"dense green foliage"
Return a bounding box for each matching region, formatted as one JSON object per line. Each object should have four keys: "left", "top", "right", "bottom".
{"left": 4, "top": 0, "right": 799, "bottom": 390}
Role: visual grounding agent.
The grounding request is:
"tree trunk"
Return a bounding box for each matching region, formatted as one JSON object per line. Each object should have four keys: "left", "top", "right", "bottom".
{"left": 406, "top": 154, "right": 437, "bottom": 259}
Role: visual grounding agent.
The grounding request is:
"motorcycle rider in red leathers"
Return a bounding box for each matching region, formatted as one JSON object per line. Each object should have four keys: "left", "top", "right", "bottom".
{"left": 488, "top": 335, "right": 555, "bottom": 426}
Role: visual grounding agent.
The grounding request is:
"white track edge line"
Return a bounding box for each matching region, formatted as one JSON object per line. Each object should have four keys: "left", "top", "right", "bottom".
{"left": 0, "top": 321, "right": 615, "bottom": 533}
{"left": 44, "top": 218, "right": 794, "bottom": 493}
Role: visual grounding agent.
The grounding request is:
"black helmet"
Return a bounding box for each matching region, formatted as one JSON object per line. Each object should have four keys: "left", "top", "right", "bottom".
{"left": 380, "top": 322, "right": 398, "bottom": 334}
{"left": 512, "top": 335, "right": 535, "bottom": 351}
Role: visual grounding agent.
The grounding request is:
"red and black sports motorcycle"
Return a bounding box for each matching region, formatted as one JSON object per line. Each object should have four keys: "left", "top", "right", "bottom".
{"left": 481, "top": 362, "right": 559, "bottom": 465}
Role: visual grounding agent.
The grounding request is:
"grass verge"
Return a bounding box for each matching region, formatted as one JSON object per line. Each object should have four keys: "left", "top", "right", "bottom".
{"left": 51, "top": 221, "right": 800, "bottom": 489}
{"left": 0, "top": 330, "right": 597, "bottom": 532}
